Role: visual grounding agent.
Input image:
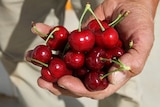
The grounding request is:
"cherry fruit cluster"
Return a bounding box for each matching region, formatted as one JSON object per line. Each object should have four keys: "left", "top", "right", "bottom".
{"left": 25, "top": 3, "right": 131, "bottom": 91}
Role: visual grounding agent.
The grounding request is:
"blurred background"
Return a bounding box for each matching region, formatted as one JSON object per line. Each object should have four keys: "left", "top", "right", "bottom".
{"left": 0, "top": 0, "right": 160, "bottom": 107}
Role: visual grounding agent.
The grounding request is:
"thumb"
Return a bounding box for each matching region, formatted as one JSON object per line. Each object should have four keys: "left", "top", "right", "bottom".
{"left": 57, "top": 75, "right": 89, "bottom": 94}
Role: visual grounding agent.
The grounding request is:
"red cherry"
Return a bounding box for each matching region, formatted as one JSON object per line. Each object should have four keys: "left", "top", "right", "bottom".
{"left": 115, "top": 39, "right": 123, "bottom": 48}
{"left": 49, "top": 58, "right": 72, "bottom": 80}
{"left": 104, "top": 51, "right": 113, "bottom": 67}
{"left": 41, "top": 67, "right": 57, "bottom": 82}
{"left": 74, "top": 67, "right": 89, "bottom": 79}
{"left": 64, "top": 51, "right": 85, "bottom": 69}
{"left": 46, "top": 26, "right": 69, "bottom": 50}
{"left": 106, "top": 47, "right": 124, "bottom": 58}
{"left": 95, "top": 31, "right": 104, "bottom": 48}
{"left": 84, "top": 71, "right": 109, "bottom": 91}
{"left": 87, "top": 19, "right": 109, "bottom": 32}
{"left": 95, "top": 27, "right": 119, "bottom": 49}
{"left": 31, "top": 45, "right": 52, "bottom": 66}
{"left": 68, "top": 29, "right": 95, "bottom": 52}
{"left": 102, "top": 19, "right": 110, "bottom": 24}
{"left": 104, "top": 47, "right": 124, "bottom": 67}
{"left": 85, "top": 47, "right": 106, "bottom": 71}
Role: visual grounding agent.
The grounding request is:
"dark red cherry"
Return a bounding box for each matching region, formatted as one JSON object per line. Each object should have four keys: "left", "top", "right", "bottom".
{"left": 85, "top": 47, "right": 106, "bottom": 71}
{"left": 41, "top": 67, "right": 57, "bottom": 82}
{"left": 106, "top": 47, "right": 124, "bottom": 58}
{"left": 84, "top": 71, "right": 109, "bottom": 91}
{"left": 74, "top": 67, "right": 89, "bottom": 79}
{"left": 64, "top": 51, "right": 85, "bottom": 69}
{"left": 46, "top": 26, "right": 69, "bottom": 50}
{"left": 49, "top": 58, "right": 72, "bottom": 81}
{"left": 31, "top": 45, "right": 52, "bottom": 66}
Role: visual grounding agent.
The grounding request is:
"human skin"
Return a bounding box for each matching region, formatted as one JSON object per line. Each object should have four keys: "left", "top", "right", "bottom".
{"left": 34, "top": 0, "right": 159, "bottom": 99}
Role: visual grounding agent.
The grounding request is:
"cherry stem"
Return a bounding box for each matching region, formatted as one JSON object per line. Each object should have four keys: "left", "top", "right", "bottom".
{"left": 86, "top": 4, "right": 105, "bottom": 31}
{"left": 32, "top": 23, "right": 49, "bottom": 38}
{"left": 129, "top": 40, "right": 133, "bottom": 49}
{"left": 109, "top": 11, "right": 130, "bottom": 27}
{"left": 62, "top": 42, "right": 70, "bottom": 57}
{"left": 78, "top": 3, "right": 89, "bottom": 32}
{"left": 99, "top": 57, "right": 131, "bottom": 79}
{"left": 30, "top": 58, "right": 48, "bottom": 67}
{"left": 45, "top": 27, "right": 59, "bottom": 44}
{"left": 78, "top": 3, "right": 105, "bottom": 32}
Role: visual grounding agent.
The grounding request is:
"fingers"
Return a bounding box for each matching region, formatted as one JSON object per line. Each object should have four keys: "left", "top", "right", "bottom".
{"left": 31, "top": 22, "right": 53, "bottom": 37}
{"left": 37, "top": 75, "right": 130, "bottom": 100}
{"left": 57, "top": 75, "right": 117, "bottom": 99}
{"left": 107, "top": 53, "right": 133, "bottom": 85}
{"left": 37, "top": 75, "right": 91, "bottom": 98}
{"left": 37, "top": 77, "right": 80, "bottom": 97}
{"left": 107, "top": 43, "right": 147, "bottom": 85}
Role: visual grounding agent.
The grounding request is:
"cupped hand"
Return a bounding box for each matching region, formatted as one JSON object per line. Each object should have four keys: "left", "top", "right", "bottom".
{"left": 35, "top": 0, "right": 155, "bottom": 100}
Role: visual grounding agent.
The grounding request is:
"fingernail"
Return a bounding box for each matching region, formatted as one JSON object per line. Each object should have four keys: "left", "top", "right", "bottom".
{"left": 112, "top": 71, "right": 126, "bottom": 85}
{"left": 58, "top": 84, "right": 66, "bottom": 89}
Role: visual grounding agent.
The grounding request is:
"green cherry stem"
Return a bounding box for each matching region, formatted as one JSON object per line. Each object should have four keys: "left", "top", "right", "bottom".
{"left": 109, "top": 11, "right": 130, "bottom": 27}
{"left": 45, "top": 27, "right": 59, "bottom": 44}
{"left": 108, "top": 14, "right": 123, "bottom": 27}
{"left": 78, "top": 3, "right": 89, "bottom": 32}
{"left": 30, "top": 58, "right": 48, "bottom": 67}
{"left": 110, "top": 57, "right": 131, "bottom": 71}
{"left": 86, "top": 4, "right": 105, "bottom": 31}
{"left": 62, "top": 42, "right": 70, "bottom": 57}
{"left": 99, "top": 57, "right": 131, "bottom": 79}
{"left": 78, "top": 3, "right": 105, "bottom": 32}
{"left": 129, "top": 40, "right": 134, "bottom": 49}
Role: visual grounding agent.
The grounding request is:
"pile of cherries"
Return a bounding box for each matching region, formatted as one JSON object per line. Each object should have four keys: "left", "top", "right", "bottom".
{"left": 25, "top": 3, "right": 130, "bottom": 91}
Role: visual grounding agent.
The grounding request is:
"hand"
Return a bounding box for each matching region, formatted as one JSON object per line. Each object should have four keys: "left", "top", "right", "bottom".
{"left": 35, "top": 0, "right": 156, "bottom": 99}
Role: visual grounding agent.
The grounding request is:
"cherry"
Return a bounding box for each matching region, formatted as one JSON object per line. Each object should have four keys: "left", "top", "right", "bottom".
{"left": 99, "top": 47, "right": 125, "bottom": 67}
{"left": 102, "top": 19, "right": 110, "bottom": 24}
{"left": 104, "top": 51, "right": 113, "bottom": 67}
{"left": 95, "top": 27, "right": 119, "bottom": 49}
{"left": 115, "top": 39, "right": 123, "bottom": 48}
{"left": 31, "top": 45, "right": 52, "bottom": 66}
{"left": 46, "top": 26, "right": 69, "bottom": 50}
{"left": 49, "top": 58, "right": 72, "bottom": 81}
{"left": 32, "top": 25, "right": 69, "bottom": 51}
{"left": 84, "top": 57, "right": 131, "bottom": 91}
{"left": 86, "top": 8, "right": 129, "bottom": 50}
{"left": 68, "top": 29, "right": 95, "bottom": 52}
{"left": 87, "top": 19, "right": 109, "bottom": 32}
{"left": 41, "top": 66, "right": 57, "bottom": 82}
{"left": 74, "top": 67, "right": 89, "bottom": 80}
{"left": 85, "top": 47, "right": 106, "bottom": 71}
{"left": 67, "top": 3, "right": 97, "bottom": 53}
{"left": 25, "top": 3, "right": 131, "bottom": 92}
{"left": 84, "top": 71, "right": 109, "bottom": 91}
{"left": 108, "top": 47, "right": 125, "bottom": 58}
{"left": 64, "top": 51, "right": 85, "bottom": 69}
{"left": 105, "top": 46, "right": 124, "bottom": 59}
